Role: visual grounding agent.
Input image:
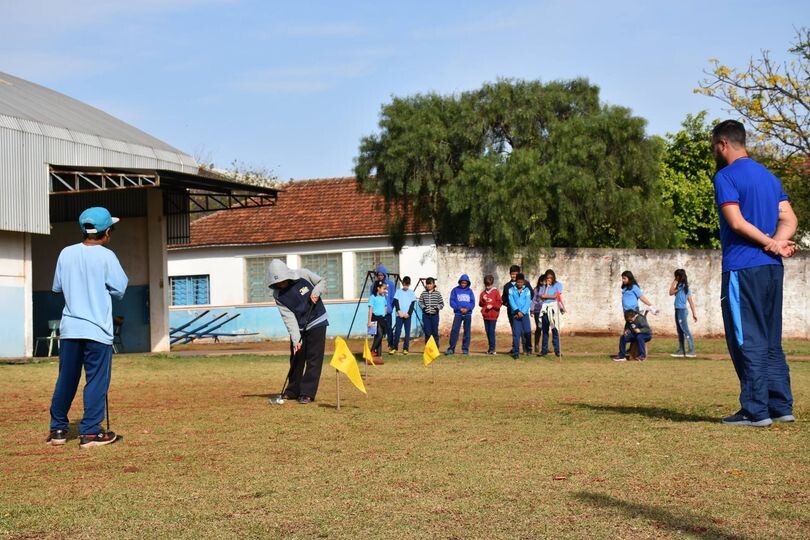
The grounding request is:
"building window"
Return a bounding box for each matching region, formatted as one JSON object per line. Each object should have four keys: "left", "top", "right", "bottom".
{"left": 300, "top": 253, "right": 343, "bottom": 299}
{"left": 355, "top": 250, "right": 398, "bottom": 299}
{"left": 170, "top": 275, "right": 210, "bottom": 306}
{"left": 246, "top": 256, "right": 284, "bottom": 303}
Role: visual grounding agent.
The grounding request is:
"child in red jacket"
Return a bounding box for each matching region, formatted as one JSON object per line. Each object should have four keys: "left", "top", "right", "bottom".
{"left": 479, "top": 274, "right": 502, "bottom": 354}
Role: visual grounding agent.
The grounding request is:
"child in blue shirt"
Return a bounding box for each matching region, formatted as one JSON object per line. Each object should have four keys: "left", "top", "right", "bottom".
{"left": 669, "top": 268, "right": 697, "bottom": 357}
{"left": 393, "top": 276, "right": 417, "bottom": 354}
{"left": 620, "top": 271, "right": 658, "bottom": 314}
{"left": 368, "top": 281, "right": 389, "bottom": 358}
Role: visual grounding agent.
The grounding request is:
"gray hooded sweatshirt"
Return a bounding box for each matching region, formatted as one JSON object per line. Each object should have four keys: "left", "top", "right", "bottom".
{"left": 267, "top": 259, "right": 328, "bottom": 343}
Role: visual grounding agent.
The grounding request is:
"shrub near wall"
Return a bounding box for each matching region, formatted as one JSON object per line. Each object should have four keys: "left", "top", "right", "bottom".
{"left": 437, "top": 247, "right": 809, "bottom": 339}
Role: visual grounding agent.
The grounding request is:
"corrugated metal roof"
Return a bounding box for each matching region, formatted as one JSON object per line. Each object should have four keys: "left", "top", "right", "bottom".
{"left": 0, "top": 71, "right": 184, "bottom": 154}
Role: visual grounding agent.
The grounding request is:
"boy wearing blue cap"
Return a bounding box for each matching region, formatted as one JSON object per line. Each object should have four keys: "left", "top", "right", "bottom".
{"left": 47, "top": 207, "right": 128, "bottom": 449}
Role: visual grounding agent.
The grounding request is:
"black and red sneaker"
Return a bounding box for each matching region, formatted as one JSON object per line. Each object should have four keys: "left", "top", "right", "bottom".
{"left": 79, "top": 430, "right": 119, "bottom": 449}
{"left": 46, "top": 429, "right": 68, "bottom": 446}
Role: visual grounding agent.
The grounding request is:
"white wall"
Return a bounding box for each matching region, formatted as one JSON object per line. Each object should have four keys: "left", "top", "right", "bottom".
{"left": 0, "top": 231, "right": 32, "bottom": 357}
{"left": 167, "top": 235, "right": 438, "bottom": 306}
{"left": 32, "top": 218, "right": 150, "bottom": 290}
{"left": 438, "top": 247, "right": 810, "bottom": 339}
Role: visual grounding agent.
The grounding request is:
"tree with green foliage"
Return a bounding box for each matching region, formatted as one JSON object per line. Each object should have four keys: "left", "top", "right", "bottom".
{"left": 355, "top": 79, "right": 677, "bottom": 260}
{"left": 658, "top": 112, "right": 719, "bottom": 248}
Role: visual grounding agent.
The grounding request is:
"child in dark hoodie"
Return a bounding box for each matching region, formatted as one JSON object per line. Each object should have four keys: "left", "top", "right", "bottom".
{"left": 446, "top": 274, "right": 475, "bottom": 355}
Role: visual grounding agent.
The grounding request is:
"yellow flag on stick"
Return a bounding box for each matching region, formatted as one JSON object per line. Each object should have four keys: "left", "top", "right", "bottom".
{"left": 423, "top": 335, "right": 440, "bottom": 367}
{"left": 363, "top": 338, "right": 375, "bottom": 366}
{"left": 330, "top": 337, "right": 367, "bottom": 394}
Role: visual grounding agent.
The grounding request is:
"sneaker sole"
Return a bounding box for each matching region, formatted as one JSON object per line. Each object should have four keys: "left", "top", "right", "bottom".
{"left": 46, "top": 439, "right": 67, "bottom": 446}
{"left": 721, "top": 418, "right": 773, "bottom": 427}
{"left": 772, "top": 415, "right": 795, "bottom": 422}
{"left": 79, "top": 434, "right": 119, "bottom": 449}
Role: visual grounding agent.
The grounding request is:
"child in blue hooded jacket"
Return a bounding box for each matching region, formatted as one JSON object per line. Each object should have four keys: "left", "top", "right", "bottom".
{"left": 446, "top": 273, "right": 475, "bottom": 355}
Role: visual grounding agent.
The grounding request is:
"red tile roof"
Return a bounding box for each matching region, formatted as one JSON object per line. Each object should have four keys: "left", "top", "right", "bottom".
{"left": 177, "top": 177, "right": 425, "bottom": 248}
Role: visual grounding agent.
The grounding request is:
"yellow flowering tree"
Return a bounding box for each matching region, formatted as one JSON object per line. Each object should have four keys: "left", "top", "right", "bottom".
{"left": 696, "top": 27, "right": 809, "bottom": 157}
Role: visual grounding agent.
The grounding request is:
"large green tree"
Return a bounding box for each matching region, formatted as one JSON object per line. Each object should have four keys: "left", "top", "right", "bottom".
{"left": 659, "top": 111, "right": 719, "bottom": 248}
{"left": 355, "top": 79, "right": 677, "bottom": 260}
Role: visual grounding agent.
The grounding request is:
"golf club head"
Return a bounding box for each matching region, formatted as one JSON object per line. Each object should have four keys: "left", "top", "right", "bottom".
{"left": 269, "top": 395, "right": 286, "bottom": 405}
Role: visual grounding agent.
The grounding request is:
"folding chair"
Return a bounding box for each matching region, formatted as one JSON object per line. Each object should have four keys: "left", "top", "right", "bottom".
{"left": 112, "top": 316, "right": 125, "bottom": 353}
{"left": 34, "top": 319, "right": 61, "bottom": 357}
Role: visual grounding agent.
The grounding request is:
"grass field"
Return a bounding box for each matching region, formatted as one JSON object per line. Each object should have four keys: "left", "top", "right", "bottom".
{"left": 1, "top": 337, "right": 808, "bottom": 539}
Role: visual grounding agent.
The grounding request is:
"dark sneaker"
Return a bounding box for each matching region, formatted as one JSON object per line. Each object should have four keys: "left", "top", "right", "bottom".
{"left": 297, "top": 396, "right": 313, "bottom": 405}
{"left": 511, "top": 354, "right": 519, "bottom": 360}
{"left": 487, "top": 351, "right": 496, "bottom": 355}
{"left": 445, "top": 350, "right": 455, "bottom": 356}
{"left": 722, "top": 412, "right": 772, "bottom": 427}
{"left": 611, "top": 355, "right": 626, "bottom": 362}
{"left": 772, "top": 414, "right": 795, "bottom": 423}
{"left": 79, "top": 430, "right": 119, "bottom": 449}
{"left": 46, "top": 429, "right": 68, "bottom": 446}
{"left": 670, "top": 351, "right": 685, "bottom": 357}
{"left": 636, "top": 355, "right": 646, "bottom": 361}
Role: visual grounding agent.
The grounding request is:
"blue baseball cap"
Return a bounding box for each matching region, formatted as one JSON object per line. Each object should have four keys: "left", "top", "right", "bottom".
{"left": 78, "top": 207, "right": 119, "bottom": 234}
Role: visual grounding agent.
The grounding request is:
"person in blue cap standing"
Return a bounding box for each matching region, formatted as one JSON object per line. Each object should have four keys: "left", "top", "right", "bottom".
{"left": 46, "top": 207, "right": 128, "bottom": 449}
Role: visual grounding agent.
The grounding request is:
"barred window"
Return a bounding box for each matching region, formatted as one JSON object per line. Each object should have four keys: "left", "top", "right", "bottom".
{"left": 300, "top": 253, "right": 343, "bottom": 299}
{"left": 170, "top": 275, "right": 210, "bottom": 306}
{"left": 246, "top": 256, "right": 284, "bottom": 303}
{"left": 355, "top": 251, "right": 398, "bottom": 299}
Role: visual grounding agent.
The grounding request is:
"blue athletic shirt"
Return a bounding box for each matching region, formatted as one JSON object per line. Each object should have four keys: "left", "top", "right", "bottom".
{"left": 621, "top": 284, "right": 643, "bottom": 311}
{"left": 540, "top": 282, "right": 563, "bottom": 304}
{"left": 52, "top": 243, "right": 128, "bottom": 344}
{"left": 674, "top": 283, "right": 692, "bottom": 309}
{"left": 368, "top": 294, "right": 388, "bottom": 317}
{"left": 713, "top": 157, "right": 788, "bottom": 271}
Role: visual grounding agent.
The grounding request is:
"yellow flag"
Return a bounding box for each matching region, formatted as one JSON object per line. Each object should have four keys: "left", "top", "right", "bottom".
{"left": 423, "top": 335, "right": 440, "bottom": 367}
{"left": 363, "top": 338, "right": 375, "bottom": 366}
{"left": 330, "top": 337, "right": 367, "bottom": 394}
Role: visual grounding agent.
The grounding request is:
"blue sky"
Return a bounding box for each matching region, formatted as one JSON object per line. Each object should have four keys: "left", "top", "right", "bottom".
{"left": 1, "top": 0, "right": 806, "bottom": 180}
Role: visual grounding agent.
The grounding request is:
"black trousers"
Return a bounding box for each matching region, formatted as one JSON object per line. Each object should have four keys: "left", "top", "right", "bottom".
{"left": 371, "top": 314, "right": 389, "bottom": 355}
{"left": 286, "top": 325, "right": 327, "bottom": 400}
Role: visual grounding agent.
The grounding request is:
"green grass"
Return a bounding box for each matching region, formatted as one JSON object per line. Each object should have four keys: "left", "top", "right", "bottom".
{"left": 1, "top": 338, "right": 808, "bottom": 539}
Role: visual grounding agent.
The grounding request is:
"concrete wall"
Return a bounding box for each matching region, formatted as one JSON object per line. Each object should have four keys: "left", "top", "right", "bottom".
{"left": 437, "top": 247, "right": 809, "bottom": 339}
{"left": 0, "top": 231, "right": 32, "bottom": 357}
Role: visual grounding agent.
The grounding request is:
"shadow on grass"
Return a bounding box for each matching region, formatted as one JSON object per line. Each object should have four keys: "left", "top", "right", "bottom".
{"left": 571, "top": 403, "right": 717, "bottom": 423}
{"left": 240, "top": 393, "right": 274, "bottom": 399}
{"left": 574, "top": 491, "right": 749, "bottom": 540}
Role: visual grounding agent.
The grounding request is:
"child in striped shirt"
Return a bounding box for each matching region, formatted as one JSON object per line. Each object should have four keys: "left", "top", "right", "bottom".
{"left": 418, "top": 277, "right": 444, "bottom": 348}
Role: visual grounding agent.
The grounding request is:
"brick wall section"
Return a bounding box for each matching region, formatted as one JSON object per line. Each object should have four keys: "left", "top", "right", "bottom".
{"left": 437, "top": 247, "right": 809, "bottom": 339}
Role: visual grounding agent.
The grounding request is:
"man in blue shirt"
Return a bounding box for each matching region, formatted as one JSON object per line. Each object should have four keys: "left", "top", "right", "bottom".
{"left": 711, "top": 120, "right": 798, "bottom": 427}
{"left": 47, "top": 207, "right": 128, "bottom": 448}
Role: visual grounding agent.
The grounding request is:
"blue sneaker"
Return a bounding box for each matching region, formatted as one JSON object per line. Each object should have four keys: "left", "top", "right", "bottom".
{"left": 722, "top": 411, "right": 772, "bottom": 427}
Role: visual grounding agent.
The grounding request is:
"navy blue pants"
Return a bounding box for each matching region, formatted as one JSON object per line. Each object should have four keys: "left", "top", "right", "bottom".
{"left": 541, "top": 312, "right": 560, "bottom": 355}
{"left": 511, "top": 315, "right": 531, "bottom": 355}
{"left": 423, "top": 313, "right": 440, "bottom": 348}
{"left": 618, "top": 332, "right": 651, "bottom": 358}
{"left": 393, "top": 315, "right": 412, "bottom": 351}
{"left": 49, "top": 339, "right": 112, "bottom": 435}
{"left": 483, "top": 319, "right": 497, "bottom": 353}
{"left": 448, "top": 313, "right": 471, "bottom": 353}
{"left": 721, "top": 265, "right": 792, "bottom": 421}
